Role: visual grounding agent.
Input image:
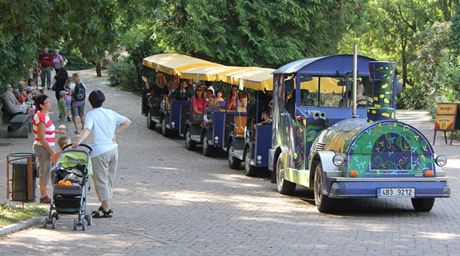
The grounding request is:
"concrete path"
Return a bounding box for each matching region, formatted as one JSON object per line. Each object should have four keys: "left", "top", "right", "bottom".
{"left": 0, "top": 69, "right": 459, "bottom": 255}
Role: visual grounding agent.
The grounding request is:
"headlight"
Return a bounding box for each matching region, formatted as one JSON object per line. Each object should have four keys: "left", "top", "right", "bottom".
{"left": 332, "top": 154, "right": 345, "bottom": 166}
{"left": 435, "top": 155, "right": 447, "bottom": 167}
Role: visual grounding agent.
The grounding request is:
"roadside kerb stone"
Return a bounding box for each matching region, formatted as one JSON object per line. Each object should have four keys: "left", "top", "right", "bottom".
{"left": 0, "top": 216, "right": 45, "bottom": 236}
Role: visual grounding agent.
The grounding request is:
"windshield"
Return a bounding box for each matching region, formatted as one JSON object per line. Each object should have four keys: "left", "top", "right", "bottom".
{"left": 298, "top": 77, "right": 371, "bottom": 108}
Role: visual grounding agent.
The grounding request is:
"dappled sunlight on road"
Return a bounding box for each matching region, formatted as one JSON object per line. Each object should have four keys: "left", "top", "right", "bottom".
{"left": 418, "top": 232, "right": 460, "bottom": 240}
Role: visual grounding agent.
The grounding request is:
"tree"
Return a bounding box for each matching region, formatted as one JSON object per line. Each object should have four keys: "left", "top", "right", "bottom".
{"left": 0, "top": 0, "right": 57, "bottom": 87}
{"left": 60, "top": 0, "right": 119, "bottom": 77}
{"left": 151, "top": 0, "right": 363, "bottom": 67}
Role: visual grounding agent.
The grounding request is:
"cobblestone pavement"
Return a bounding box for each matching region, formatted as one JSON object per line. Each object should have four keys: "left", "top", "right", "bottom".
{"left": 0, "top": 69, "right": 459, "bottom": 255}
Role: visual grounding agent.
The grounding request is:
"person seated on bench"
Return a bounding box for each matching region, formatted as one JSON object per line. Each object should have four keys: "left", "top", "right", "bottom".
{"left": 191, "top": 85, "right": 206, "bottom": 122}
{"left": 203, "top": 96, "right": 219, "bottom": 126}
{"left": 1, "top": 84, "right": 31, "bottom": 118}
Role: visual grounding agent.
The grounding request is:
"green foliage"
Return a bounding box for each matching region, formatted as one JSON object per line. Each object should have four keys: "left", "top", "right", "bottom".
{"left": 0, "top": 203, "right": 47, "bottom": 228}
{"left": 152, "top": 0, "right": 361, "bottom": 67}
{"left": 0, "top": 0, "right": 57, "bottom": 89}
{"left": 65, "top": 55, "right": 94, "bottom": 71}
{"left": 107, "top": 61, "right": 138, "bottom": 92}
{"left": 451, "top": 2, "right": 460, "bottom": 57}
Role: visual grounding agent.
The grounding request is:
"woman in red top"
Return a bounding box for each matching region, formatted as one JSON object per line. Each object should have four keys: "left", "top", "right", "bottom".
{"left": 192, "top": 85, "right": 206, "bottom": 115}
{"left": 226, "top": 86, "right": 238, "bottom": 111}
{"left": 32, "top": 94, "right": 65, "bottom": 203}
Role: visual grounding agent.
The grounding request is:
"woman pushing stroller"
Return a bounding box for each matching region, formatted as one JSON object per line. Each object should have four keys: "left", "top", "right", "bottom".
{"left": 73, "top": 90, "right": 131, "bottom": 218}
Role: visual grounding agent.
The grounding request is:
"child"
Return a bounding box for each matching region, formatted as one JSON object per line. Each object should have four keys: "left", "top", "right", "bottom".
{"left": 17, "top": 89, "right": 27, "bottom": 104}
{"left": 51, "top": 135, "right": 71, "bottom": 164}
{"left": 203, "top": 96, "right": 220, "bottom": 125}
{"left": 64, "top": 81, "right": 72, "bottom": 121}
{"left": 58, "top": 90, "right": 67, "bottom": 123}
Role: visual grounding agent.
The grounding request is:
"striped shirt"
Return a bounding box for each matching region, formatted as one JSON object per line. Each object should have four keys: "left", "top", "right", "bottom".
{"left": 32, "top": 111, "right": 56, "bottom": 146}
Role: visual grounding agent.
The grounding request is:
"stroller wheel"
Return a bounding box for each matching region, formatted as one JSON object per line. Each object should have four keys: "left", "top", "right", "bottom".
{"left": 42, "top": 217, "right": 48, "bottom": 228}
{"left": 81, "top": 219, "right": 86, "bottom": 231}
{"left": 73, "top": 219, "right": 77, "bottom": 231}
{"left": 51, "top": 217, "right": 56, "bottom": 229}
{"left": 85, "top": 213, "right": 92, "bottom": 226}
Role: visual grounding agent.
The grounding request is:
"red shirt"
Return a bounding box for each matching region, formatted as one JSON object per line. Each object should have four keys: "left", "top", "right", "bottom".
{"left": 38, "top": 52, "right": 53, "bottom": 67}
{"left": 192, "top": 97, "right": 206, "bottom": 115}
{"left": 226, "top": 97, "right": 237, "bottom": 111}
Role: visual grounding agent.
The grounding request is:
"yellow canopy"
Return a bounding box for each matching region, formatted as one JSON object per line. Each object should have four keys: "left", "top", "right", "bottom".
{"left": 142, "top": 53, "right": 222, "bottom": 75}
{"left": 180, "top": 66, "right": 254, "bottom": 82}
{"left": 301, "top": 77, "right": 342, "bottom": 93}
{"left": 225, "top": 68, "right": 275, "bottom": 91}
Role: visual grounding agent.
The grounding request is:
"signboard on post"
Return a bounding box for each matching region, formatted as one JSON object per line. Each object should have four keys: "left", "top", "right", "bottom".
{"left": 433, "top": 103, "right": 458, "bottom": 145}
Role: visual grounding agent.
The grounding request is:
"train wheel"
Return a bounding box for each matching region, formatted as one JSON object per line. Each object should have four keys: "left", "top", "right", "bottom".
{"left": 314, "top": 163, "right": 334, "bottom": 213}
{"left": 244, "top": 147, "right": 257, "bottom": 177}
{"left": 202, "top": 131, "right": 213, "bottom": 156}
{"left": 185, "top": 127, "right": 195, "bottom": 150}
{"left": 228, "top": 142, "right": 241, "bottom": 169}
{"left": 411, "top": 198, "right": 435, "bottom": 212}
{"left": 276, "top": 155, "right": 295, "bottom": 195}
{"left": 161, "top": 118, "right": 169, "bottom": 137}
{"left": 147, "top": 112, "right": 155, "bottom": 130}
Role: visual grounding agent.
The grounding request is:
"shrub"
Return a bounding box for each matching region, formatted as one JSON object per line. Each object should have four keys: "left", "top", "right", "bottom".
{"left": 107, "top": 60, "right": 138, "bottom": 92}
{"left": 65, "top": 55, "right": 94, "bottom": 70}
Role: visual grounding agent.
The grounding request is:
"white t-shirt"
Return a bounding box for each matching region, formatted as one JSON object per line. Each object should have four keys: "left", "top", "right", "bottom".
{"left": 84, "top": 107, "right": 127, "bottom": 157}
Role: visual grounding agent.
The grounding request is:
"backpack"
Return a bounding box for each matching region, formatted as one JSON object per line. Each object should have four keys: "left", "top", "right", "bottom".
{"left": 73, "top": 83, "right": 86, "bottom": 101}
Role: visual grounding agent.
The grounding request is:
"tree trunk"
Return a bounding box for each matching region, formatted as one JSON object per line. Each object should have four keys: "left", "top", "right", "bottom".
{"left": 96, "top": 62, "right": 102, "bottom": 77}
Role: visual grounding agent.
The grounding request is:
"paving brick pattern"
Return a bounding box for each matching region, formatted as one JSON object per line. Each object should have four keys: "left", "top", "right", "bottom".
{"left": 0, "top": 70, "right": 459, "bottom": 255}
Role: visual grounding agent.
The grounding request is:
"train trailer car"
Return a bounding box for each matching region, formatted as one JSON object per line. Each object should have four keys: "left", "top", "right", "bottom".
{"left": 269, "top": 54, "right": 450, "bottom": 213}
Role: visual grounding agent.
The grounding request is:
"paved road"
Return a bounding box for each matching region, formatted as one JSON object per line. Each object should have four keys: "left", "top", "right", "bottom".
{"left": 0, "top": 70, "right": 459, "bottom": 255}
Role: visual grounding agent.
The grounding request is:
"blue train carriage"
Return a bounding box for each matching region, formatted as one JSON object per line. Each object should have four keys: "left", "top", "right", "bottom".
{"left": 142, "top": 53, "right": 220, "bottom": 135}
{"left": 183, "top": 66, "right": 252, "bottom": 155}
{"left": 224, "top": 68, "right": 275, "bottom": 175}
{"left": 269, "top": 54, "right": 450, "bottom": 213}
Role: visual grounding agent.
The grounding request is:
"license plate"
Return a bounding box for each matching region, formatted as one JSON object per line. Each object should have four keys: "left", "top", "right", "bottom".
{"left": 377, "top": 188, "right": 415, "bottom": 198}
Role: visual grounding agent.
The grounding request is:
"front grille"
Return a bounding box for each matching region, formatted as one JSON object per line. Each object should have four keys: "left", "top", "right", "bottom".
{"left": 315, "top": 142, "right": 325, "bottom": 151}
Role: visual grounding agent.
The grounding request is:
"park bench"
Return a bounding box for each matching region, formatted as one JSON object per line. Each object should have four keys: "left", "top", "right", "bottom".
{"left": 0, "top": 103, "right": 31, "bottom": 138}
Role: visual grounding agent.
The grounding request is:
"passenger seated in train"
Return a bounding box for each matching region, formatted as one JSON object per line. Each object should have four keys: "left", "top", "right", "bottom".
{"left": 237, "top": 91, "right": 248, "bottom": 112}
{"left": 339, "top": 81, "right": 372, "bottom": 107}
{"left": 191, "top": 84, "right": 206, "bottom": 121}
{"left": 215, "top": 90, "right": 225, "bottom": 107}
{"left": 170, "top": 79, "right": 190, "bottom": 100}
{"left": 226, "top": 86, "right": 238, "bottom": 111}
{"left": 206, "top": 86, "right": 215, "bottom": 101}
{"left": 203, "top": 96, "right": 219, "bottom": 125}
{"left": 259, "top": 109, "right": 272, "bottom": 124}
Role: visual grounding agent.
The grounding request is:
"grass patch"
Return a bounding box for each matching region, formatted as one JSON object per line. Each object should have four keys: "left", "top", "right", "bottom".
{"left": 0, "top": 203, "right": 48, "bottom": 228}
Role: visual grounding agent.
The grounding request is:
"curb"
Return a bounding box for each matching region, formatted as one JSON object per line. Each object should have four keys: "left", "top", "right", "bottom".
{"left": 0, "top": 216, "right": 46, "bottom": 237}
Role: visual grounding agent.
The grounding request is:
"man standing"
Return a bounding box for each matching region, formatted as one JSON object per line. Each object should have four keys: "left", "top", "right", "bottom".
{"left": 38, "top": 47, "right": 53, "bottom": 89}
{"left": 73, "top": 90, "right": 131, "bottom": 218}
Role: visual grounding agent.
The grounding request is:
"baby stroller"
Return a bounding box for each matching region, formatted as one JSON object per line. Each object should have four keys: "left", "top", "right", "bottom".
{"left": 43, "top": 144, "right": 92, "bottom": 231}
